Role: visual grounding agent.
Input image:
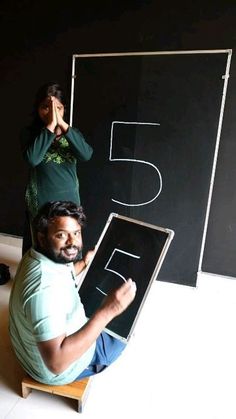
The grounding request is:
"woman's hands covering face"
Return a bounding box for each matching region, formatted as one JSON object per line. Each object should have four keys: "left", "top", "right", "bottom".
{"left": 39, "top": 96, "right": 68, "bottom": 133}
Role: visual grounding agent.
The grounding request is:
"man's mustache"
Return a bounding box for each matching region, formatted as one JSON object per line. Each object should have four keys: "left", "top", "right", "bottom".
{"left": 61, "top": 245, "right": 81, "bottom": 251}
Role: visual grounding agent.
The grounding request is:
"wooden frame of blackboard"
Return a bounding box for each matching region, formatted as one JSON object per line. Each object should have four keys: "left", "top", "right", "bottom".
{"left": 78, "top": 213, "right": 174, "bottom": 342}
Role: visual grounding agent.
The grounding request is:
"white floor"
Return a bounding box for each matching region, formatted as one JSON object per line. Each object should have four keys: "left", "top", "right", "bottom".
{"left": 1, "top": 238, "right": 236, "bottom": 419}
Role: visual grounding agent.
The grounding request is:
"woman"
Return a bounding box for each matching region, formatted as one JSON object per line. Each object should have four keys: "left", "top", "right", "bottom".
{"left": 21, "top": 82, "right": 93, "bottom": 253}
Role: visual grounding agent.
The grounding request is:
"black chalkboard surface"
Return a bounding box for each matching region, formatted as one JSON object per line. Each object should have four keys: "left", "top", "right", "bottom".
{"left": 71, "top": 51, "right": 230, "bottom": 286}
{"left": 78, "top": 213, "right": 174, "bottom": 342}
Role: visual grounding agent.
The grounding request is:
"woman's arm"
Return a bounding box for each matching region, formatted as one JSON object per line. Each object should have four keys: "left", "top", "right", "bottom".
{"left": 64, "top": 127, "right": 93, "bottom": 161}
{"left": 20, "top": 127, "right": 56, "bottom": 167}
{"left": 55, "top": 100, "right": 93, "bottom": 161}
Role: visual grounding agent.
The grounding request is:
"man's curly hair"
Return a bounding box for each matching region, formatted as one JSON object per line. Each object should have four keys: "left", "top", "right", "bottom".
{"left": 33, "top": 201, "right": 86, "bottom": 236}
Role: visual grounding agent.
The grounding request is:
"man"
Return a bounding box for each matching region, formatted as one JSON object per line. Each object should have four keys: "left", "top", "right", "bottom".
{"left": 9, "top": 201, "right": 136, "bottom": 385}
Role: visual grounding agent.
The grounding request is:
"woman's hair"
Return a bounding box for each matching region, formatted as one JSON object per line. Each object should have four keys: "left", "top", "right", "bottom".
{"left": 31, "top": 81, "right": 67, "bottom": 127}
{"left": 34, "top": 82, "right": 66, "bottom": 109}
{"left": 33, "top": 201, "right": 86, "bottom": 236}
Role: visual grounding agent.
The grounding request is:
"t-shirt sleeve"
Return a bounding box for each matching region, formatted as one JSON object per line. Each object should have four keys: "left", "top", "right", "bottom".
{"left": 24, "top": 285, "right": 67, "bottom": 342}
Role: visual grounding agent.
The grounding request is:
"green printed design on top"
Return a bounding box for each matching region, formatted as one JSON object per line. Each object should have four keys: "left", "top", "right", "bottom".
{"left": 44, "top": 137, "right": 76, "bottom": 164}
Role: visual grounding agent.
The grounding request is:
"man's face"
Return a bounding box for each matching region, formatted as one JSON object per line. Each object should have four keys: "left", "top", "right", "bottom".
{"left": 38, "top": 216, "right": 83, "bottom": 263}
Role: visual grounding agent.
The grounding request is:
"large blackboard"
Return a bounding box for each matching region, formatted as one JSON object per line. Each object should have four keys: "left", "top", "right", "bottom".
{"left": 71, "top": 51, "right": 230, "bottom": 286}
{"left": 79, "top": 213, "right": 174, "bottom": 341}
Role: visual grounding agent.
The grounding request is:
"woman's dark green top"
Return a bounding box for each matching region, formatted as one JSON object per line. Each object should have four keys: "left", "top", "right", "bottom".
{"left": 20, "top": 126, "right": 93, "bottom": 218}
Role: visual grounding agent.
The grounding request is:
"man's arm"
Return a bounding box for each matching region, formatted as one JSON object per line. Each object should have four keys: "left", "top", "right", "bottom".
{"left": 37, "top": 278, "right": 136, "bottom": 374}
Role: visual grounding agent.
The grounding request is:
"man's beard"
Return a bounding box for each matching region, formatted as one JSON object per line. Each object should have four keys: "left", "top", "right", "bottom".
{"left": 39, "top": 244, "right": 82, "bottom": 264}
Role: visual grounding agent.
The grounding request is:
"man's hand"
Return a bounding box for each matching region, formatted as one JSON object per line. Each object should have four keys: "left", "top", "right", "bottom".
{"left": 74, "top": 248, "right": 96, "bottom": 276}
{"left": 83, "top": 249, "right": 95, "bottom": 267}
{"left": 100, "top": 278, "right": 137, "bottom": 320}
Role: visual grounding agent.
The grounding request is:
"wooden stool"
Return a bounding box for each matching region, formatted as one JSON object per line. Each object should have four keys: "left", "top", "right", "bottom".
{"left": 21, "top": 374, "right": 92, "bottom": 413}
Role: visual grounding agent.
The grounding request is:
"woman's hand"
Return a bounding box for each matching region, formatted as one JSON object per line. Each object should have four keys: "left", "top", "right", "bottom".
{"left": 45, "top": 96, "right": 69, "bottom": 134}
{"left": 55, "top": 100, "right": 69, "bottom": 133}
{"left": 46, "top": 97, "right": 57, "bottom": 133}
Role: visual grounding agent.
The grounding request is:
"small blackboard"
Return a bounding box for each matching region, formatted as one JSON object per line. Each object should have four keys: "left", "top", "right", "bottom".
{"left": 78, "top": 213, "right": 174, "bottom": 342}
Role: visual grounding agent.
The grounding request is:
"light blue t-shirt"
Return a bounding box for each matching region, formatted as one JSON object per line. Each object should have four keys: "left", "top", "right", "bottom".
{"left": 9, "top": 248, "right": 95, "bottom": 385}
